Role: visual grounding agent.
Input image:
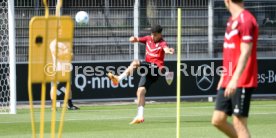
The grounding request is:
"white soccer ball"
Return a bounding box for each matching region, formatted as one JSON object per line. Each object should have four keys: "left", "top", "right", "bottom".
{"left": 75, "top": 11, "right": 89, "bottom": 25}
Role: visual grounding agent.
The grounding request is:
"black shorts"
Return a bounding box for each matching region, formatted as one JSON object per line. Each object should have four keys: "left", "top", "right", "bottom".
{"left": 137, "top": 61, "right": 160, "bottom": 90}
{"left": 51, "top": 82, "right": 71, "bottom": 94}
{"left": 215, "top": 88, "right": 254, "bottom": 117}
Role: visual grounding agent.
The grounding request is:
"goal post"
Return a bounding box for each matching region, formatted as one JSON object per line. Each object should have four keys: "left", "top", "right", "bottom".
{"left": 0, "top": 0, "right": 17, "bottom": 114}
{"left": 8, "top": 0, "right": 16, "bottom": 114}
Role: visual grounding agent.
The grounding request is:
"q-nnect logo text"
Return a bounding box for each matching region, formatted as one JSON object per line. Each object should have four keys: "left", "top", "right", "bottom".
{"left": 74, "top": 74, "right": 135, "bottom": 92}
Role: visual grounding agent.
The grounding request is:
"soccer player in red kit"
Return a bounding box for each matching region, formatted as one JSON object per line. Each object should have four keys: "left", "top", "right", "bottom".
{"left": 211, "top": 0, "right": 259, "bottom": 138}
{"left": 107, "top": 25, "right": 174, "bottom": 124}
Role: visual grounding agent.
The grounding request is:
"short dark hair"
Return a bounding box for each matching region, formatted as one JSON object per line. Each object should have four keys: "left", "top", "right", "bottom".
{"left": 232, "top": 0, "right": 243, "bottom": 3}
{"left": 151, "top": 24, "right": 163, "bottom": 33}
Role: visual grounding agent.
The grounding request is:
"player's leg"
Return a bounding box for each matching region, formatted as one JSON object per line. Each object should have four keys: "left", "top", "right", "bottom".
{"left": 231, "top": 88, "right": 253, "bottom": 138}
{"left": 136, "top": 87, "right": 146, "bottom": 117}
{"left": 233, "top": 116, "right": 250, "bottom": 138}
{"left": 107, "top": 59, "right": 140, "bottom": 85}
{"left": 129, "top": 86, "right": 147, "bottom": 124}
{"left": 122, "top": 59, "right": 141, "bottom": 77}
{"left": 67, "top": 89, "right": 80, "bottom": 110}
{"left": 212, "top": 88, "right": 238, "bottom": 138}
{"left": 130, "top": 67, "right": 159, "bottom": 124}
{"left": 212, "top": 111, "right": 237, "bottom": 138}
{"left": 137, "top": 87, "right": 146, "bottom": 107}
{"left": 50, "top": 83, "right": 55, "bottom": 100}
{"left": 50, "top": 82, "right": 57, "bottom": 111}
{"left": 129, "top": 76, "right": 147, "bottom": 124}
{"left": 50, "top": 82, "right": 79, "bottom": 110}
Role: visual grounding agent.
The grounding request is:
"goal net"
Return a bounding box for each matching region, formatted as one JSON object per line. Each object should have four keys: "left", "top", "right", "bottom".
{"left": 0, "top": 0, "right": 16, "bottom": 114}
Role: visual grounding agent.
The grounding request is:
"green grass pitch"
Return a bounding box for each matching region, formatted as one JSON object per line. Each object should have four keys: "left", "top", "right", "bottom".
{"left": 0, "top": 100, "right": 276, "bottom": 138}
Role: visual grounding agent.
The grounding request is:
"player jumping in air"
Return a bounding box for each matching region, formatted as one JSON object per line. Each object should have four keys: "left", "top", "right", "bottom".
{"left": 211, "top": 0, "right": 259, "bottom": 138}
{"left": 107, "top": 24, "right": 174, "bottom": 124}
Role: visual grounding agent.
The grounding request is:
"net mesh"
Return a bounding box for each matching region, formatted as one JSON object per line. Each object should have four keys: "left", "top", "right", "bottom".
{"left": 0, "top": 0, "right": 11, "bottom": 113}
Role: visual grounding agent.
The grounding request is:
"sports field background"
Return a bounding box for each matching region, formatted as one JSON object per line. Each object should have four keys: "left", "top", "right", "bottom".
{"left": 0, "top": 100, "right": 275, "bottom": 138}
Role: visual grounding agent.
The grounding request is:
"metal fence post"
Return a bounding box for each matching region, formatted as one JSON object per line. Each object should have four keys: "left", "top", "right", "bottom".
{"left": 208, "top": 0, "right": 214, "bottom": 58}
{"left": 134, "top": 0, "right": 139, "bottom": 59}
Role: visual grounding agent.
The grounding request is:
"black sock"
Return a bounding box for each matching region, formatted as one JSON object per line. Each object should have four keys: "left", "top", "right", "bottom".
{"left": 68, "top": 99, "right": 74, "bottom": 107}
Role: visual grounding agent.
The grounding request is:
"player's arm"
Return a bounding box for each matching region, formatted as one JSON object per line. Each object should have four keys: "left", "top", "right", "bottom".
{"left": 232, "top": 42, "right": 253, "bottom": 81}
{"left": 225, "top": 42, "right": 253, "bottom": 97}
{"left": 217, "top": 74, "right": 224, "bottom": 90}
{"left": 129, "top": 36, "right": 148, "bottom": 44}
{"left": 163, "top": 47, "right": 174, "bottom": 54}
{"left": 129, "top": 36, "right": 139, "bottom": 43}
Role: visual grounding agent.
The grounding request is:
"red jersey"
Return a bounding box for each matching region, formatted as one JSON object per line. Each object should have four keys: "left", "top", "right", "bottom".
{"left": 222, "top": 10, "right": 259, "bottom": 88}
{"left": 138, "top": 36, "right": 168, "bottom": 68}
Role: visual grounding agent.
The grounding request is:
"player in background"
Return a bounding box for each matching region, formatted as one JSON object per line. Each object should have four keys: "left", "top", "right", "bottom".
{"left": 107, "top": 25, "right": 174, "bottom": 124}
{"left": 48, "top": 0, "right": 79, "bottom": 110}
{"left": 211, "top": 0, "right": 259, "bottom": 138}
{"left": 49, "top": 38, "right": 80, "bottom": 110}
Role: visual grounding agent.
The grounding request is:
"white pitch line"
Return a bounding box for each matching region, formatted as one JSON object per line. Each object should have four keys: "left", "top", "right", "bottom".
{"left": 26, "top": 104, "right": 276, "bottom": 114}
{"left": 1, "top": 112, "right": 276, "bottom": 124}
